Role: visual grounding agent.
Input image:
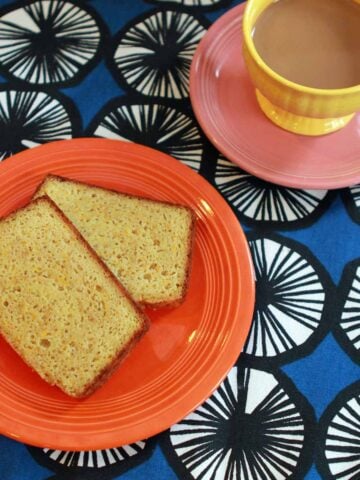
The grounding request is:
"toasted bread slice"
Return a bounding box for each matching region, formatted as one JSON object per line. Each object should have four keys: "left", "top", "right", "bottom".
{"left": 35, "top": 175, "right": 195, "bottom": 307}
{"left": 0, "top": 197, "right": 148, "bottom": 398}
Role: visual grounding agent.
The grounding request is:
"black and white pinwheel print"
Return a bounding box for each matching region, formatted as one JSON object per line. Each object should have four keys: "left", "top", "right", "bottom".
{"left": 87, "top": 98, "right": 206, "bottom": 171}
{"left": 317, "top": 381, "right": 360, "bottom": 480}
{"left": 108, "top": 9, "right": 208, "bottom": 99}
{"left": 244, "top": 234, "right": 333, "bottom": 365}
{"left": 215, "top": 155, "right": 332, "bottom": 229}
{"left": 0, "top": 0, "right": 105, "bottom": 86}
{"left": 0, "top": 88, "right": 80, "bottom": 160}
{"left": 342, "top": 185, "right": 360, "bottom": 225}
{"left": 333, "top": 260, "right": 360, "bottom": 365}
{"left": 162, "top": 361, "right": 315, "bottom": 480}
{"left": 28, "top": 439, "right": 156, "bottom": 479}
{"left": 145, "top": 0, "right": 233, "bottom": 11}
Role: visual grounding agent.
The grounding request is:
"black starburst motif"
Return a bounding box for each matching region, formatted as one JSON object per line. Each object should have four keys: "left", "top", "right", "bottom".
{"left": 316, "top": 381, "right": 360, "bottom": 480}
{"left": 162, "top": 362, "right": 315, "bottom": 479}
{"left": 244, "top": 234, "right": 332, "bottom": 365}
{"left": 87, "top": 98, "right": 205, "bottom": 171}
{"left": 342, "top": 185, "right": 360, "bottom": 225}
{"left": 43, "top": 443, "right": 146, "bottom": 467}
{"left": 0, "top": 0, "right": 104, "bottom": 86}
{"left": 145, "top": 0, "right": 233, "bottom": 10}
{"left": 215, "top": 155, "right": 331, "bottom": 229}
{"left": 0, "top": 88, "right": 80, "bottom": 160}
{"left": 108, "top": 9, "right": 207, "bottom": 99}
{"left": 28, "top": 439, "right": 156, "bottom": 478}
{"left": 333, "top": 260, "right": 360, "bottom": 364}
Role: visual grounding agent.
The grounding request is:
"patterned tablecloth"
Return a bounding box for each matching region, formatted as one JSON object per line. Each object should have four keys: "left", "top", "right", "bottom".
{"left": 0, "top": 0, "right": 359, "bottom": 479}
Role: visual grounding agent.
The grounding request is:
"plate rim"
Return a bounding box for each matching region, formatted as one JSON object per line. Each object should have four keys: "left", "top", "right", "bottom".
{"left": 0, "top": 138, "right": 255, "bottom": 450}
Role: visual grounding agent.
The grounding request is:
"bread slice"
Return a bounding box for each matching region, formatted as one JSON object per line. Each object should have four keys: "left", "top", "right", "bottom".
{"left": 0, "top": 197, "right": 149, "bottom": 398}
{"left": 34, "top": 175, "right": 195, "bottom": 307}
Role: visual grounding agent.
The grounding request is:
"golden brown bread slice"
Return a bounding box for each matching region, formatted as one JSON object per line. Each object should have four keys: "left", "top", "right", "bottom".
{"left": 35, "top": 175, "right": 195, "bottom": 307}
{"left": 0, "top": 197, "right": 149, "bottom": 398}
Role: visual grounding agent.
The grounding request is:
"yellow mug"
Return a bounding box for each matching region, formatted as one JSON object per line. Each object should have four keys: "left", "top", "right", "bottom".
{"left": 242, "top": 0, "right": 360, "bottom": 136}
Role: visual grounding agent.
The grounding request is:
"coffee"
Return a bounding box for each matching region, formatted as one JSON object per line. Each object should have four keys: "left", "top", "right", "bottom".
{"left": 252, "top": 0, "right": 360, "bottom": 89}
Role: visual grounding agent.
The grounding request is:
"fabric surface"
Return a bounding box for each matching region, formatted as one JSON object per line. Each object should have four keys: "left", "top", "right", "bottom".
{"left": 0, "top": 0, "right": 359, "bottom": 479}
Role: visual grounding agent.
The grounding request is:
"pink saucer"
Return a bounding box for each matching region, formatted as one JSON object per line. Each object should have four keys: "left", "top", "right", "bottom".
{"left": 190, "top": 3, "right": 360, "bottom": 190}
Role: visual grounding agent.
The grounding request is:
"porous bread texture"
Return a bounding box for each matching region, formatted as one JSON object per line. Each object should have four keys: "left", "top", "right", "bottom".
{"left": 35, "top": 175, "right": 195, "bottom": 307}
{"left": 0, "top": 198, "right": 148, "bottom": 398}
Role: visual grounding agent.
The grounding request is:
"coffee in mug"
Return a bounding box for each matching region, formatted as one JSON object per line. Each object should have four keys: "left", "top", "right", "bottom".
{"left": 252, "top": 0, "right": 360, "bottom": 89}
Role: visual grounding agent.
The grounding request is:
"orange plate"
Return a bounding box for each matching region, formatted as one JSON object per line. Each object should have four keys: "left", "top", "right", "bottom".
{"left": 0, "top": 139, "right": 254, "bottom": 450}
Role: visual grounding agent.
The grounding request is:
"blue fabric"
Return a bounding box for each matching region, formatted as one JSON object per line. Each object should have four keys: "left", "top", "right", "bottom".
{"left": 0, "top": 0, "right": 358, "bottom": 479}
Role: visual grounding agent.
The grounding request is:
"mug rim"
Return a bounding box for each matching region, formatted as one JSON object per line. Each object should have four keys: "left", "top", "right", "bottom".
{"left": 243, "top": 0, "right": 360, "bottom": 96}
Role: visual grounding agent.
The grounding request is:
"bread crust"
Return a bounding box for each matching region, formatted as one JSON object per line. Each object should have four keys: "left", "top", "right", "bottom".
{"left": 35, "top": 174, "right": 197, "bottom": 308}
{"left": 35, "top": 174, "right": 195, "bottom": 217}
{"left": 0, "top": 197, "right": 149, "bottom": 398}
